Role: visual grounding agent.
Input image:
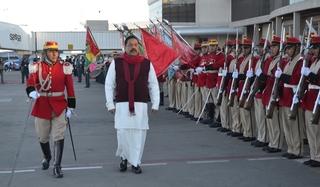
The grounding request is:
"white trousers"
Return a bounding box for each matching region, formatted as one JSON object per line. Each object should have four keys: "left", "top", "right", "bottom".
{"left": 116, "top": 129, "right": 147, "bottom": 167}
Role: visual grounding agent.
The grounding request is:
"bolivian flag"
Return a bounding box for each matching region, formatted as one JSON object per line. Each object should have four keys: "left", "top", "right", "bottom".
{"left": 85, "top": 27, "right": 100, "bottom": 68}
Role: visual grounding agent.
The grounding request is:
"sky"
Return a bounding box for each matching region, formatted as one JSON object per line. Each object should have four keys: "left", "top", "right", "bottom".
{"left": 0, "top": 0, "right": 149, "bottom": 32}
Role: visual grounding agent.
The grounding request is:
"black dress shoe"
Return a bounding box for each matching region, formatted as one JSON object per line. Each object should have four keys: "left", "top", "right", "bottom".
{"left": 251, "top": 140, "right": 259, "bottom": 146}
{"left": 131, "top": 165, "right": 142, "bottom": 174}
{"left": 220, "top": 128, "right": 231, "bottom": 133}
{"left": 262, "top": 146, "right": 270, "bottom": 152}
{"left": 282, "top": 153, "right": 291, "bottom": 158}
{"left": 120, "top": 158, "right": 127, "bottom": 172}
{"left": 287, "top": 154, "right": 303, "bottom": 159}
{"left": 201, "top": 119, "right": 213, "bottom": 124}
{"left": 303, "top": 159, "right": 313, "bottom": 166}
{"left": 310, "top": 160, "right": 320, "bottom": 167}
{"left": 226, "top": 131, "right": 233, "bottom": 136}
{"left": 231, "top": 132, "right": 243, "bottom": 137}
{"left": 243, "top": 137, "right": 256, "bottom": 142}
{"left": 254, "top": 141, "right": 268, "bottom": 147}
{"left": 209, "top": 123, "right": 220, "bottom": 128}
{"left": 217, "top": 127, "right": 224, "bottom": 132}
{"left": 238, "top": 136, "right": 245, "bottom": 140}
{"left": 267, "top": 147, "right": 281, "bottom": 153}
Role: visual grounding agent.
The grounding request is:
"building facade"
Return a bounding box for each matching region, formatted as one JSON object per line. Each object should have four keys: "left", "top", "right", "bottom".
{"left": 148, "top": 0, "right": 239, "bottom": 46}
{"left": 231, "top": 0, "right": 320, "bottom": 43}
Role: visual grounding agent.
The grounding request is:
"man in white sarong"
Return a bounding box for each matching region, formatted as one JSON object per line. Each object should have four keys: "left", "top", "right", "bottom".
{"left": 105, "top": 35, "right": 160, "bottom": 174}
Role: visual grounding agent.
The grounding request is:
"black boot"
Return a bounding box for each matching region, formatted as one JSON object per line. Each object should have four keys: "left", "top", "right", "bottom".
{"left": 40, "top": 142, "right": 51, "bottom": 170}
{"left": 120, "top": 157, "right": 128, "bottom": 172}
{"left": 201, "top": 104, "right": 213, "bottom": 124}
{"left": 53, "top": 139, "right": 64, "bottom": 178}
{"left": 160, "top": 92, "right": 164, "bottom": 106}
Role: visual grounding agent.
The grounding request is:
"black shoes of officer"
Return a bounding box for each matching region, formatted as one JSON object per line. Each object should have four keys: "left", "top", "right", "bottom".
{"left": 53, "top": 139, "right": 64, "bottom": 178}
{"left": 131, "top": 165, "right": 142, "bottom": 174}
{"left": 40, "top": 142, "right": 52, "bottom": 170}
{"left": 310, "top": 160, "right": 320, "bottom": 167}
{"left": 251, "top": 140, "right": 268, "bottom": 147}
{"left": 120, "top": 158, "right": 128, "bottom": 172}
{"left": 243, "top": 137, "right": 256, "bottom": 142}
{"left": 282, "top": 152, "right": 302, "bottom": 159}
{"left": 262, "top": 146, "right": 281, "bottom": 153}
{"left": 230, "top": 132, "right": 243, "bottom": 137}
{"left": 303, "top": 159, "right": 320, "bottom": 167}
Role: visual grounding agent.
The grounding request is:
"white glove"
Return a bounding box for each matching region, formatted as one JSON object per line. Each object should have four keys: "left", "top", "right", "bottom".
{"left": 221, "top": 69, "right": 227, "bottom": 77}
{"left": 172, "top": 65, "right": 179, "bottom": 71}
{"left": 195, "top": 67, "right": 204, "bottom": 74}
{"left": 255, "top": 68, "right": 263, "bottom": 76}
{"left": 232, "top": 71, "right": 238, "bottom": 79}
{"left": 301, "top": 66, "right": 311, "bottom": 76}
{"left": 29, "top": 91, "right": 40, "bottom": 100}
{"left": 275, "top": 67, "right": 282, "bottom": 78}
{"left": 246, "top": 69, "right": 254, "bottom": 78}
{"left": 66, "top": 108, "right": 74, "bottom": 119}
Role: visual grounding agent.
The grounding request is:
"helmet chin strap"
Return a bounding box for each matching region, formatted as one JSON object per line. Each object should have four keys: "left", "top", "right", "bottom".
{"left": 44, "top": 56, "right": 53, "bottom": 65}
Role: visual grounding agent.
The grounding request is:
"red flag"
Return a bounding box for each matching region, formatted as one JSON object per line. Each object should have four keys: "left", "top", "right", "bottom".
{"left": 140, "top": 28, "right": 178, "bottom": 76}
{"left": 171, "top": 32, "right": 199, "bottom": 68}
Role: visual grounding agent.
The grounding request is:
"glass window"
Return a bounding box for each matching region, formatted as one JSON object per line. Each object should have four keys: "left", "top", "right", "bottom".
{"left": 162, "top": 0, "right": 196, "bottom": 23}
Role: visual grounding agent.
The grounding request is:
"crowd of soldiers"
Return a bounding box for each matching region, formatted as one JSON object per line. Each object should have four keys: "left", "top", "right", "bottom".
{"left": 163, "top": 34, "right": 320, "bottom": 168}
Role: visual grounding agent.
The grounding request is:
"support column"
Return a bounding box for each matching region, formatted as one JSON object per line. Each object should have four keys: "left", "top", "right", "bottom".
{"left": 275, "top": 16, "right": 282, "bottom": 36}
{"left": 293, "top": 12, "right": 301, "bottom": 37}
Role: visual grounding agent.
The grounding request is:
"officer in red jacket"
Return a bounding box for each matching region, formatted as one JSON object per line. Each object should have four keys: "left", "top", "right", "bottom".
{"left": 218, "top": 40, "right": 235, "bottom": 131}
{"left": 261, "top": 35, "right": 285, "bottom": 153}
{"left": 237, "top": 37, "right": 259, "bottom": 142}
{"left": 251, "top": 38, "right": 270, "bottom": 147}
{"left": 301, "top": 35, "right": 320, "bottom": 167}
{"left": 275, "top": 37, "right": 304, "bottom": 159}
{"left": 26, "top": 41, "right": 76, "bottom": 178}
{"left": 206, "top": 39, "right": 225, "bottom": 128}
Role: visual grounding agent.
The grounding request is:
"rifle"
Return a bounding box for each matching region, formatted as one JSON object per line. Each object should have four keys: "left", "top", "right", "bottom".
{"left": 238, "top": 44, "right": 255, "bottom": 107}
{"left": 311, "top": 89, "right": 320, "bottom": 124}
{"left": 288, "top": 17, "right": 313, "bottom": 120}
{"left": 244, "top": 24, "right": 271, "bottom": 110}
{"left": 239, "top": 24, "right": 258, "bottom": 107}
{"left": 227, "top": 29, "right": 239, "bottom": 107}
{"left": 266, "top": 26, "right": 286, "bottom": 118}
{"left": 216, "top": 34, "right": 229, "bottom": 106}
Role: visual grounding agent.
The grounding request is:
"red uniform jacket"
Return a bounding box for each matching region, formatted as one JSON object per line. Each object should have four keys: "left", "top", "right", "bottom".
{"left": 197, "top": 54, "right": 210, "bottom": 87}
{"left": 261, "top": 55, "right": 280, "bottom": 106}
{"left": 206, "top": 51, "right": 225, "bottom": 88}
{"left": 278, "top": 55, "right": 303, "bottom": 107}
{"left": 26, "top": 61, "right": 76, "bottom": 120}
{"left": 301, "top": 57, "right": 320, "bottom": 111}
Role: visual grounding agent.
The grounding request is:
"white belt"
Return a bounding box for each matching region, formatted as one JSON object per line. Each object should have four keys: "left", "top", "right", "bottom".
{"left": 308, "top": 84, "right": 320, "bottom": 90}
{"left": 283, "top": 83, "right": 297, "bottom": 89}
{"left": 205, "top": 70, "right": 218, "bottom": 73}
{"left": 39, "top": 92, "right": 64, "bottom": 97}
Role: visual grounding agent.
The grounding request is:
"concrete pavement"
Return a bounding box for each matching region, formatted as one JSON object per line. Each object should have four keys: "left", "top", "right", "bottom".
{"left": 0, "top": 71, "right": 320, "bottom": 187}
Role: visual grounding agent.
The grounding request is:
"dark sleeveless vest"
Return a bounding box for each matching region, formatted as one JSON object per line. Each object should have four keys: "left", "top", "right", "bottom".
{"left": 114, "top": 58, "right": 150, "bottom": 103}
